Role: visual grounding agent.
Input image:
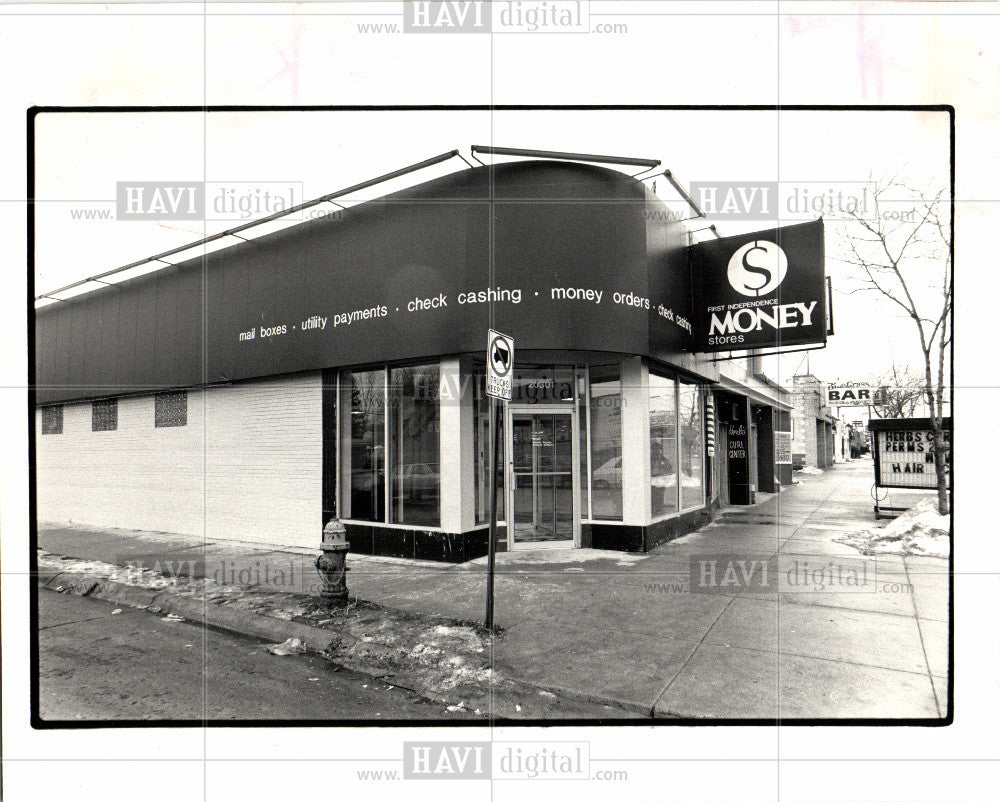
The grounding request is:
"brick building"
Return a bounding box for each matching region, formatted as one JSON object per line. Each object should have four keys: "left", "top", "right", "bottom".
{"left": 789, "top": 374, "right": 838, "bottom": 469}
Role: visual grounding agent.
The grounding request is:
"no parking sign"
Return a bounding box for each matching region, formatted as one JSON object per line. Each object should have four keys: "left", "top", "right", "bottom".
{"left": 486, "top": 329, "right": 514, "bottom": 401}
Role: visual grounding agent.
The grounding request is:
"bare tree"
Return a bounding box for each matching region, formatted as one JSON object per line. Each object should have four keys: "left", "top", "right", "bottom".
{"left": 840, "top": 174, "right": 951, "bottom": 514}
{"left": 868, "top": 363, "right": 926, "bottom": 419}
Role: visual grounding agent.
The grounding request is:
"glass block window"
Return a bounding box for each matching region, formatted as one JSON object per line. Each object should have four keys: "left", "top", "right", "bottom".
{"left": 155, "top": 391, "right": 187, "bottom": 428}
{"left": 41, "top": 405, "right": 63, "bottom": 434}
{"left": 92, "top": 398, "right": 117, "bottom": 432}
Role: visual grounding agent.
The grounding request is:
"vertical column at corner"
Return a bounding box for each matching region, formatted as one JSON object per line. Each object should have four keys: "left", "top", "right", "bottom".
{"left": 439, "top": 357, "right": 464, "bottom": 534}
{"left": 621, "top": 356, "right": 651, "bottom": 529}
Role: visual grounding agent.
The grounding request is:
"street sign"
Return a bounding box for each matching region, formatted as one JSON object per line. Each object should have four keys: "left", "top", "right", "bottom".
{"left": 486, "top": 329, "right": 514, "bottom": 401}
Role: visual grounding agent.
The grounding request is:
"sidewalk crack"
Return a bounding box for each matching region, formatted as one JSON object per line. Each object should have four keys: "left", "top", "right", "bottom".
{"left": 649, "top": 594, "right": 741, "bottom": 715}
{"left": 903, "top": 556, "right": 946, "bottom": 717}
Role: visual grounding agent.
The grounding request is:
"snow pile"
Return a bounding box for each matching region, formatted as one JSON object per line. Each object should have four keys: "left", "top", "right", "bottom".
{"left": 798, "top": 466, "right": 825, "bottom": 475}
{"left": 459, "top": 548, "right": 647, "bottom": 570}
{"left": 267, "top": 637, "right": 306, "bottom": 656}
{"left": 835, "top": 498, "right": 950, "bottom": 559}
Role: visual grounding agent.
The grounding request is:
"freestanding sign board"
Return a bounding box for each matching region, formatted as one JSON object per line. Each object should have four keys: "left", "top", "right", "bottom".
{"left": 690, "top": 218, "right": 827, "bottom": 353}
{"left": 486, "top": 329, "right": 514, "bottom": 400}
{"left": 869, "top": 417, "right": 951, "bottom": 491}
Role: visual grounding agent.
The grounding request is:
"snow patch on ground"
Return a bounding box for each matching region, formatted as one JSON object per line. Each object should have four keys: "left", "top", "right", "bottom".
{"left": 798, "top": 466, "right": 825, "bottom": 475}
{"left": 834, "top": 498, "right": 950, "bottom": 559}
{"left": 463, "top": 549, "right": 648, "bottom": 569}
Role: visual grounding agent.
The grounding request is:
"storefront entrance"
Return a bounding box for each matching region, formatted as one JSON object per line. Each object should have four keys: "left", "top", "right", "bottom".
{"left": 507, "top": 410, "right": 579, "bottom": 548}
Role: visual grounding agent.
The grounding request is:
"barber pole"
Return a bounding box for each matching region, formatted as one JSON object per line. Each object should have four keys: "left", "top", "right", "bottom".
{"left": 706, "top": 395, "right": 716, "bottom": 457}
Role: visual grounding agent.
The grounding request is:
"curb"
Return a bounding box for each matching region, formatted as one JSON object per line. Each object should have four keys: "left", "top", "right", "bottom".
{"left": 41, "top": 568, "right": 340, "bottom": 654}
{"left": 39, "top": 568, "right": 649, "bottom": 719}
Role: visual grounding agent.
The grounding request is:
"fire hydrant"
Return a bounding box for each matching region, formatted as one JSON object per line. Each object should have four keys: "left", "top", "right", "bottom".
{"left": 316, "top": 519, "right": 350, "bottom": 604}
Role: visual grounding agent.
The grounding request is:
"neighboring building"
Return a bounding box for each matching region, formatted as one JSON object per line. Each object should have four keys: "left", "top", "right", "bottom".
{"left": 34, "top": 155, "right": 817, "bottom": 562}
{"left": 847, "top": 422, "right": 871, "bottom": 457}
{"left": 713, "top": 358, "right": 794, "bottom": 499}
{"left": 833, "top": 418, "right": 850, "bottom": 463}
{"left": 789, "top": 374, "right": 838, "bottom": 469}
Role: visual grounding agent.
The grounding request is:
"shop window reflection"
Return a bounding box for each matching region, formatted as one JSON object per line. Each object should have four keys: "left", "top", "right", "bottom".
{"left": 589, "top": 365, "right": 623, "bottom": 520}
{"left": 389, "top": 364, "right": 440, "bottom": 527}
{"left": 349, "top": 369, "right": 385, "bottom": 522}
{"left": 679, "top": 381, "right": 705, "bottom": 511}
{"left": 650, "top": 372, "right": 679, "bottom": 517}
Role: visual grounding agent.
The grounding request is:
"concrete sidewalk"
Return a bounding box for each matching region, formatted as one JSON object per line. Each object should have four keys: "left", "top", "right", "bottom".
{"left": 37, "top": 460, "right": 950, "bottom": 719}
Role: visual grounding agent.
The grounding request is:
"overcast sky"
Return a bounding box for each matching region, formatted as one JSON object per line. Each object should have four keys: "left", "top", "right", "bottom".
{"left": 33, "top": 107, "right": 951, "bottom": 387}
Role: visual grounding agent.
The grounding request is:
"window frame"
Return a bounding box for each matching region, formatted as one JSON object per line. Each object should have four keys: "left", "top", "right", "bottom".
{"left": 41, "top": 405, "right": 63, "bottom": 435}
{"left": 677, "top": 378, "right": 706, "bottom": 514}
{"left": 339, "top": 360, "right": 444, "bottom": 530}
{"left": 91, "top": 398, "right": 118, "bottom": 432}
{"left": 154, "top": 390, "right": 188, "bottom": 428}
{"left": 648, "top": 368, "right": 680, "bottom": 520}
{"left": 648, "top": 368, "right": 708, "bottom": 521}
{"left": 585, "top": 362, "right": 625, "bottom": 522}
{"left": 387, "top": 363, "right": 441, "bottom": 528}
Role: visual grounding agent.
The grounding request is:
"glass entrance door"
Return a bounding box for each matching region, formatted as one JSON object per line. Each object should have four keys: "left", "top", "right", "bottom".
{"left": 509, "top": 412, "right": 577, "bottom": 548}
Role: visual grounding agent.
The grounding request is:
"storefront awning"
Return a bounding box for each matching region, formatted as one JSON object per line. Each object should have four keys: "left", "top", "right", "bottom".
{"left": 716, "top": 373, "right": 793, "bottom": 412}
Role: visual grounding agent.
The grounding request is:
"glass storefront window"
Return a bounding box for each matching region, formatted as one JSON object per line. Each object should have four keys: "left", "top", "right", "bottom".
{"left": 348, "top": 369, "right": 385, "bottom": 522}
{"left": 649, "top": 372, "right": 679, "bottom": 518}
{"left": 389, "top": 365, "right": 440, "bottom": 526}
{"left": 678, "top": 381, "right": 705, "bottom": 511}
{"left": 589, "top": 364, "right": 623, "bottom": 520}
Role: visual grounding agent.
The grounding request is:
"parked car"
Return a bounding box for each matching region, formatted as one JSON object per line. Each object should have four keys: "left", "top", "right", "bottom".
{"left": 593, "top": 456, "right": 623, "bottom": 488}
{"left": 401, "top": 462, "right": 439, "bottom": 493}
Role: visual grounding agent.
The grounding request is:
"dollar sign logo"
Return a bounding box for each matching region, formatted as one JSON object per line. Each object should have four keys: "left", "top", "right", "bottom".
{"left": 727, "top": 240, "right": 787, "bottom": 297}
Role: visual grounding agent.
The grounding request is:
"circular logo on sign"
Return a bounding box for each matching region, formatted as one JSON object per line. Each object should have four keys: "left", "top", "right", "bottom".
{"left": 727, "top": 240, "right": 788, "bottom": 297}
{"left": 490, "top": 335, "right": 512, "bottom": 377}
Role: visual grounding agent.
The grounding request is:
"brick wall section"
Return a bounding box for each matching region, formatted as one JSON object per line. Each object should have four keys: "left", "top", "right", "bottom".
{"left": 35, "top": 372, "right": 322, "bottom": 549}
{"left": 791, "top": 375, "right": 821, "bottom": 468}
{"left": 789, "top": 375, "right": 840, "bottom": 469}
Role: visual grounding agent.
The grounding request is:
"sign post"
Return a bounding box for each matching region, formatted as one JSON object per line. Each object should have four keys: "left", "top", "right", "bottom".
{"left": 485, "top": 329, "right": 514, "bottom": 630}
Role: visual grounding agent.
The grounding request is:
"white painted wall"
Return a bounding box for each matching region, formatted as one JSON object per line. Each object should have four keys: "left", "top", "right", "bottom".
{"left": 35, "top": 372, "right": 323, "bottom": 549}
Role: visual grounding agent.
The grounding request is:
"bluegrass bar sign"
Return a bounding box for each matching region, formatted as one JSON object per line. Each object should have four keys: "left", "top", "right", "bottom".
{"left": 691, "top": 219, "right": 827, "bottom": 353}
{"left": 827, "top": 384, "right": 876, "bottom": 406}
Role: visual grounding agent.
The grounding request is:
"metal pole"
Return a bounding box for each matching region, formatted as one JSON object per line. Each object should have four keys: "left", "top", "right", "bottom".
{"left": 486, "top": 397, "right": 501, "bottom": 630}
{"left": 37, "top": 150, "right": 461, "bottom": 301}
{"left": 470, "top": 144, "right": 660, "bottom": 169}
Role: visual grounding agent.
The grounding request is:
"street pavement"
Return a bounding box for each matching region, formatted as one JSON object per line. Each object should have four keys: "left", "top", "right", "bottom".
{"left": 38, "top": 590, "right": 456, "bottom": 721}
{"left": 38, "top": 459, "right": 950, "bottom": 720}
